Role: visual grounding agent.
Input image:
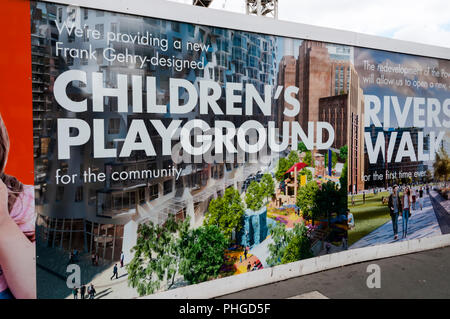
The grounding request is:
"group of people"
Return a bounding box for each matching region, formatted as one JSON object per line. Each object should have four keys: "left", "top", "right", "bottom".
{"left": 72, "top": 283, "right": 96, "bottom": 299}
{"left": 246, "top": 261, "right": 260, "bottom": 272}
{"left": 388, "top": 185, "right": 428, "bottom": 240}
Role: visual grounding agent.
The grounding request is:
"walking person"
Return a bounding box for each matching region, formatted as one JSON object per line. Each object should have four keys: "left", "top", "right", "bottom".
{"left": 244, "top": 246, "right": 248, "bottom": 260}
{"left": 341, "top": 235, "right": 348, "bottom": 250}
{"left": 80, "top": 284, "right": 86, "bottom": 299}
{"left": 120, "top": 251, "right": 125, "bottom": 268}
{"left": 388, "top": 185, "right": 402, "bottom": 240}
{"left": 325, "top": 241, "right": 331, "bottom": 254}
{"left": 68, "top": 251, "right": 74, "bottom": 265}
{"left": 88, "top": 284, "right": 96, "bottom": 299}
{"left": 411, "top": 188, "right": 417, "bottom": 211}
{"left": 418, "top": 187, "right": 424, "bottom": 210}
{"left": 401, "top": 187, "right": 411, "bottom": 238}
{"left": 110, "top": 263, "right": 118, "bottom": 280}
{"left": 247, "top": 261, "right": 251, "bottom": 272}
{"left": 72, "top": 286, "right": 78, "bottom": 299}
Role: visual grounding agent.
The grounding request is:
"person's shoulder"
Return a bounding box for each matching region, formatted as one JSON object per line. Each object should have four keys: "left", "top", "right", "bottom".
{"left": 10, "top": 184, "right": 35, "bottom": 231}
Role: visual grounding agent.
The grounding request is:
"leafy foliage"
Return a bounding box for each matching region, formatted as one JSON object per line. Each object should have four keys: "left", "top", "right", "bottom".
{"left": 296, "top": 180, "right": 320, "bottom": 224}
{"left": 433, "top": 146, "right": 450, "bottom": 183}
{"left": 275, "top": 157, "right": 289, "bottom": 182}
{"left": 266, "top": 222, "right": 289, "bottom": 267}
{"left": 267, "top": 222, "right": 312, "bottom": 267}
{"left": 298, "top": 168, "right": 312, "bottom": 182}
{"left": 303, "top": 151, "right": 313, "bottom": 167}
{"left": 287, "top": 150, "right": 299, "bottom": 165}
{"left": 260, "top": 173, "right": 275, "bottom": 201}
{"left": 339, "top": 160, "right": 348, "bottom": 194}
{"left": 128, "top": 217, "right": 229, "bottom": 295}
{"left": 275, "top": 151, "right": 300, "bottom": 181}
{"left": 245, "top": 180, "right": 264, "bottom": 211}
{"left": 298, "top": 142, "right": 308, "bottom": 153}
{"left": 315, "top": 181, "right": 347, "bottom": 226}
{"left": 127, "top": 215, "right": 189, "bottom": 296}
{"left": 204, "top": 187, "right": 244, "bottom": 239}
{"left": 178, "top": 225, "right": 228, "bottom": 284}
{"left": 281, "top": 223, "right": 313, "bottom": 264}
{"left": 339, "top": 145, "right": 348, "bottom": 161}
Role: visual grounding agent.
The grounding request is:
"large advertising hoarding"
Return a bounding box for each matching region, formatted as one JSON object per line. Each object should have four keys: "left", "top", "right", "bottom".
{"left": 0, "top": 0, "right": 448, "bottom": 299}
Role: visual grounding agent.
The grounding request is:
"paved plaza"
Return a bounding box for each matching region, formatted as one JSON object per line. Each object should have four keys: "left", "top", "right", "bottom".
{"left": 350, "top": 191, "right": 448, "bottom": 249}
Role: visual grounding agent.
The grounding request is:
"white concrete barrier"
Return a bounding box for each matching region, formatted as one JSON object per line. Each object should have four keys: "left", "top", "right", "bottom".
{"left": 142, "top": 234, "right": 450, "bottom": 299}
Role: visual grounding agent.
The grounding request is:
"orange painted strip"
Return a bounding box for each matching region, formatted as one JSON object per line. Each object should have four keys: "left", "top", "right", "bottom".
{"left": 0, "top": 0, "right": 34, "bottom": 185}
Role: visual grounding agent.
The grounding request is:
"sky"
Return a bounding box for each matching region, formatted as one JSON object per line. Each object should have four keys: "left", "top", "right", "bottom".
{"left": 169, "top": 0, "right": 450, "bottom": 48}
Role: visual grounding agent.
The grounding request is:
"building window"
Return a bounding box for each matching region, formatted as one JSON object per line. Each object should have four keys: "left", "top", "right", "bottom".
{"left": 110, "top": 22, "right": 117, "bottom": 34}
{"left": 83, "top": 8, "right": 88, "bottom": 19}
{"left": 163, "top": 180, "right": 172, "bottom": 195}
{"left": 95, "top": 24, "right": 104, "bottom": 39}
{"left": 149, "top": 184, "right": 158, "bottom": 201}
{"left": 96, "top": 48, "right": 103, "bottom": 64}
{"left": 108, "top": 118, "right": 120, "bottom": 134}
{"left": 58, "top": 7, "right": 62, "bottom": 23}
{"left": 171, "top": 22, "right": 180, "bottom": 33}
{"left": 88, "top": 188, "right": 96, "bottom": 205}
{"left": 75, "top": 186, "right": 83, "bottom": 202}
{"left": 56, "top": 186, "right": 64, "bottom": 202}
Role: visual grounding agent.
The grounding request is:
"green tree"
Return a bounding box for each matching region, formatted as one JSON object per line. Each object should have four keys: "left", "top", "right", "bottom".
{"left": 275, "top": 151, "right": 301, "bottom": 181}
{"left": 266, "top": 222, "right": 290, "bottom": 267}
{"left": 339, "top": 145, "right": 348, "bottom": 161}
{"left": 127, "top": 215, "right": 189, "bottom": 296}
{"left": 296, "top": 180, "right": 320, "bottom": 225}
{"left": 267, "top": 222, "right": 312, "bottom": 267}
{"left": 245, "top": 180, "right": 264, "bottom": 211}
{"left": 298, "top": 168, "right": 312, "bottom": 182}
{"left": 339, "top": 160, "right": 348, "bottom": 194}
{"left": 303, "top": 151, "right": 313, "bottom": 167}
{"left": 260, "top": 173, "right": 275, "bottom": 201}
{"left": 433, "top": 146, "right": 450, "bottom": 185}
{"left": 204, "top": 187, "right": 244, "bottom": 240}
{"left": 298, "top": 142, "right": 308, "bottom": 153}
{"left": 178, "top": 225, "right": 228, "bottom": 284}
{"left": 275, "top": 157, "right": 290, "bottom": 182}
{"left": 316, "top": 181, "right": 346, "bottom": 227}
{"left": 281, "top": 223, "right": 313, "bottom": 264}
{"left": 425, "top": 169, "right": 433, "bottom": 183}
{"left": 287, "top": 150, "right": 299, "bottom": 166}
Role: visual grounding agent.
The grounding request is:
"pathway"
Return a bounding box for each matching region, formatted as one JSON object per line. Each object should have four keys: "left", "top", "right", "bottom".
{"left": 350, "top": 193, "right": 442, "bottom": 249}
{"left": 429, "top": 190, "right": 450, "bottom": 234}
{"left": 249, "top": 236, "right": 274, "bottom": 268}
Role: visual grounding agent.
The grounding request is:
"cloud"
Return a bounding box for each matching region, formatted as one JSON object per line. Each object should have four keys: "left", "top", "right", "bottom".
{"left": 391, "top": 24, "right": 450, "bottom": 48}
{"left": 169, "top": 0, "right": 450, "bottom": 48}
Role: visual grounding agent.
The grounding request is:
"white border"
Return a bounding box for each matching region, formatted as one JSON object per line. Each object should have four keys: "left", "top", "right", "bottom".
{"left": 145, "top": 234, "right": 450, "bottom": 299}
{"left": 40, "top": 0, "right": 450, "bottom": 60}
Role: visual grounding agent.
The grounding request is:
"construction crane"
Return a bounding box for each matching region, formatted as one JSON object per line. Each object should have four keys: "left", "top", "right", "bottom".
{"left": 192, "top": 0, "right": 278, "bottom": 19}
